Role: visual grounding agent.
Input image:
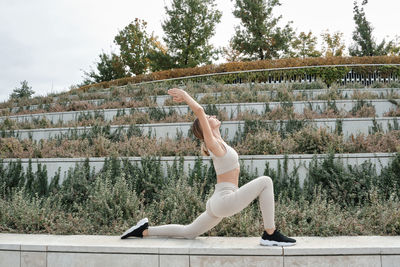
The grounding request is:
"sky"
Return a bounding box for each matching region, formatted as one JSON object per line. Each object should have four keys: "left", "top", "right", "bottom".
{"left": 0, "top": 0, "right": 399, "bottom": 103}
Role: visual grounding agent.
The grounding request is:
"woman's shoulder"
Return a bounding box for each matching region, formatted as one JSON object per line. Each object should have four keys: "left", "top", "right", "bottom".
{"left": 207, "top": 139, "right": 227, "bottom": 158}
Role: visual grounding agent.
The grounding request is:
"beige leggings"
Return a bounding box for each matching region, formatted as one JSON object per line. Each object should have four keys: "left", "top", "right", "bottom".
{"left": 147, "top": 176, "right": 275, "bottom": 239}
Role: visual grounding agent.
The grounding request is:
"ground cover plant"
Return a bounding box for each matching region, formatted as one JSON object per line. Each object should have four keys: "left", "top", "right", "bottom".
{"left": 0, "top": 153, "right": 399, "bottom": 236}
{"left": 0, "top": 120, "right": 399, "bottom": 159}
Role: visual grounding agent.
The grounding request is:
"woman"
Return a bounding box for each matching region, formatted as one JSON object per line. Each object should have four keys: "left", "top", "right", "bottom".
{"left": 121, "top": 88, "right": 296, "bottom": 246}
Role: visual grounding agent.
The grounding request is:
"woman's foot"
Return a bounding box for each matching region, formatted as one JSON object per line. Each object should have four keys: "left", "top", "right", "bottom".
{"left": 260, "top": 229, "right": 296, "bottom": 247}
{"left": 120, "top": 218, "right": 149, "bottom": 239}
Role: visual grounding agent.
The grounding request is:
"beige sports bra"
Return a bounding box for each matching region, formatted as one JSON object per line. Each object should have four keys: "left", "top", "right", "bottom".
{"left": 208, "top": 140, "right": 240, "bottom": 175}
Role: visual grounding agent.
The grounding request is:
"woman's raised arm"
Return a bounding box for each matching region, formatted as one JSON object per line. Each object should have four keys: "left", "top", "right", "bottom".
{"left": 167, "top": 88, "right": 203, "bottom": 115}
{"left": 167, "top": 88, "right": 221, "bottom": 152}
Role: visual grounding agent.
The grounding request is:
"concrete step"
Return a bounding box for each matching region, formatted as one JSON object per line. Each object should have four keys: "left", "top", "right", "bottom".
{"left": 0, "top": 234, "right": 399, "bottom": 267}
{"left": 4, "top": 117, "right": 400, "bottom": 141}
{"left": 0, "top": 99, "right": 397, "bottom": 124}
{"left": 2, "top": 87, "right": 399, "bottom": 115}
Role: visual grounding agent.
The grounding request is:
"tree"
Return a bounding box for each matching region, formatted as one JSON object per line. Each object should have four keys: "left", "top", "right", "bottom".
{"left": 147, "top": 37, "right": 176, "bottom": 72}
{"left": 9, "top": 80, "right": 35, "bottom": 100}
{"left": 231, "top": 0, "right": 295, "bottom": 60}
{"left": 321, "top": 30, "right": 346, "bottom": 57}
{"left": 349, "top": 0, "right": 392, "bottom": 56}
{"left": 290, "top": 31, "right": 321, "bottom": 59}
{"left": 222, "top": 39, "right": 245, "bottom": 62}
{"left": 162, "top": 0, "right": 222, "bottom": 68}
{"left": 82, "top": 51, "right": 128, "bottom": 85}
{"left": 114, "top": 18, "right": 152, "bottom": 75}
{"left": 388, "top": 35, "right": 400, "bottom": 56}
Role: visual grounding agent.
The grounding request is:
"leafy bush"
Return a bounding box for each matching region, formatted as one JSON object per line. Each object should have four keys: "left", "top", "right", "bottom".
{"left": 292, "top": 126, "right": 344, "bottom": 154}
{"left": 306, "top": 154, "right": 375, "bottom": 206}
{"left": 350, "top": 99, "right": 376, "bottom": 117}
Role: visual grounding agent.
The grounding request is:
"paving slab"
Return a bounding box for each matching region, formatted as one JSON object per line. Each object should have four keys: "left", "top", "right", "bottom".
{"left": 0, "top": 250, "right": 20, "bottom": 267}
{"left": 283, "top": 236, "right": 400, "bottom": 256}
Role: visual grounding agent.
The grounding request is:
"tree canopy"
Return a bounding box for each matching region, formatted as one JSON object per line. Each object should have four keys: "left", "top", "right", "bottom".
{"left": 290, "top": 31, "right": 321, "bottom": 59}
{"left": 321, "top": 30, "right": 346, "bottom": 57}
{"left": 349, "top": 0, "right": 392, "bottom": 56}
{"left": 231, "top": 0, "right": 295, "bottom": 60}
{"left": 82, "top": 52, "right": 127, "bottom": 85}
{"left": 162, "top": 0, "right": 222, "bottom": 68}
{"left": 114, "top": 18, "right": 152, "bottom": 75}
{"left": 10, "top": 80, "right": 35, "bottom": 100}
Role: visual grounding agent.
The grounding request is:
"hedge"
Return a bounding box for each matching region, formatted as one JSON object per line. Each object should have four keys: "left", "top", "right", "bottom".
{"left": 75, "top": 56, "right": 400, "bottom": 92}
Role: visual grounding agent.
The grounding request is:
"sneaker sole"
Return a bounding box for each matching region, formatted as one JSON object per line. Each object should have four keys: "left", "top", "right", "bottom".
{"left": 260, "top": 239, "right": 296, "bottom": 247}
{"left": 120, "top": 218, "right": 148, "bottom": 239}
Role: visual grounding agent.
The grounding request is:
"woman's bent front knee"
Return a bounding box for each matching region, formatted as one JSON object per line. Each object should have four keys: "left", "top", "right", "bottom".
{"left": 258, "top": 176, "right": 273, "bottom": 188}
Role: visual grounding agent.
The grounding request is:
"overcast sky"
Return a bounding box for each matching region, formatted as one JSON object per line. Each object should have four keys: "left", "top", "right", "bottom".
{"left": 0, "top": 0, "right": 399, "bottom": 103}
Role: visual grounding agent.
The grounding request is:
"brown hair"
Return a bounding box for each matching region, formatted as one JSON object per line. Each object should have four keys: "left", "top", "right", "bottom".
{"left": 192, "top": 118, "right": 210, "bottom": 156}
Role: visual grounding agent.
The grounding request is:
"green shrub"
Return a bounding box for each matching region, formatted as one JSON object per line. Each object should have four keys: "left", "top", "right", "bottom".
{"left": 263, "top": 156, "right": 301, "bottom": 201}
{"left": 305, "top": 153, "right": 400, "bottom": 207}
{"left": 292, "top": 126, "right": 344, "bottom": 154}
{"left": 79, "top": 172, "right": 144, "bottom": 234}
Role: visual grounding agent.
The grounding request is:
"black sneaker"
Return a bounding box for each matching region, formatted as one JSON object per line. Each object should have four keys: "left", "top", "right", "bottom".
{"left": 260, "top": 229, "right": 296, "bottom": 246}
{"left": 120, "top": 218, "right": 148, "bottom": 239}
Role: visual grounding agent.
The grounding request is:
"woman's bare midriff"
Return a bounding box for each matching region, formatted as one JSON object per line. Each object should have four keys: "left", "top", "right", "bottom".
{"left": 216, "top": 167, "right": 240, "bottom": 187}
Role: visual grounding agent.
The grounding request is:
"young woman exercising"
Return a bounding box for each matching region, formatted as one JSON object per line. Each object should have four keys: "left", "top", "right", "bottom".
{"left": 121, "top": 88, "right": 296, "bottom": 246}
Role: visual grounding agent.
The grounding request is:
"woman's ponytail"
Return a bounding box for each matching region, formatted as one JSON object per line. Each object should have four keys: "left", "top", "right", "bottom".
{"left": 192, "top": 118, "right": 210, "bottom": 156}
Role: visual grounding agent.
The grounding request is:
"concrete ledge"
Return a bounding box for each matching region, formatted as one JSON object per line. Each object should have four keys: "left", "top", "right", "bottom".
{"left": 0, "top": 99, "right": 397, "bottom": 124}
{"left": 3, "top": 153, "right": 396, "bottom": 185}
{"left": 2, "top": 87, "right": 399, "bottom": 115}
{"left": 2, "top": 153, "right": 396, "bottom": 185}
{"left": 0, "top": 234, "right": 399, "bottom": 267}
{"left": 5, "top": 117, "right": 400, "bottom": 141}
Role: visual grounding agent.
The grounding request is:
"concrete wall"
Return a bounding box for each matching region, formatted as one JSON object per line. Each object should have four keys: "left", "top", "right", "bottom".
{"left": 5, "top": 117, "right": 400, "bottom": 141}
{"left": 153, "top": 88, "right": 400, "bottom": 106}
{"left": 2, "top": 153, "right": 396, "bottom": 186}
{"left": 0, "top": 234, "right": 399, "bottom": 267}
{"left": 0, "top": 99, "right": 398, "bottom": 124}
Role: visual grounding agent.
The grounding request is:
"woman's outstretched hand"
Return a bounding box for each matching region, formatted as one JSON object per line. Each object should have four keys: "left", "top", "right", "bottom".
{"left": 168, "top": 88, "right": 187, "bottom": 103}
